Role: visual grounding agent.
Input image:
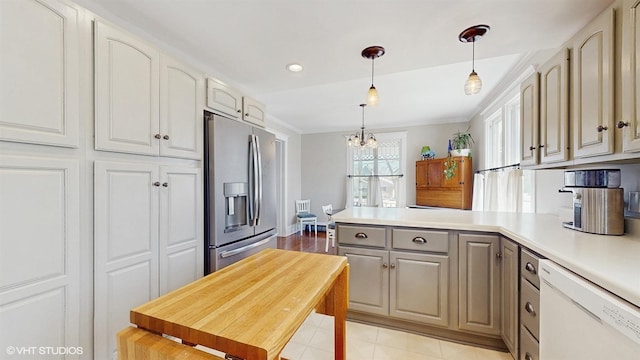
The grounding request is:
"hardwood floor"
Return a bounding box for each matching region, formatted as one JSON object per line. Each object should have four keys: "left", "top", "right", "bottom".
{"left": 277, "top": 230, "right": 337, "bottom": 255}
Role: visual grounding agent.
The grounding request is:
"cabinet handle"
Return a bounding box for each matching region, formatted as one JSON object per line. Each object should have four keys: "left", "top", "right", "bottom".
{"left": 154, "top": 134, "right": 161, "bottom": 139}
{"left": 525, "top": 262, "right": 536, "bottom": 274}
{"left": 529, "top": 146, "right": 536, "bottom": 151}
{"left": 617, "top": 121, "right": 630, "bottom": 128}
{"left": 382, "top": 263, "right": 388, "bottom": 269}
{"left": 237, "top": 109, "right": 242, "bottom": 113}
{"left": 390, "top": 263, "right": 396, "bottom": 269}
{"left": 153, "top": 181, "right": 161, "bottom": 187}
{"left": 525, "top": 302, "right": 536, "bottom": 316}
{"left": 354, "top": 232, "right": 368, "bottom": 239}
{"left": 162, "top": 182, "right": 168, "bottom": 187}
{"left": 163, "top": 135, "right": 170, "bottom": 140}
{"left": 596, "top": 125, "right": 608, "bottom": 132}
{"left": 412, "top": 237, "right": 427, "bottom": 244}
{"left": 524, "top": 353, "right": 533, "bottom": 360}
{"left": 539, "top": 144, "right": 544, "bottom": 148}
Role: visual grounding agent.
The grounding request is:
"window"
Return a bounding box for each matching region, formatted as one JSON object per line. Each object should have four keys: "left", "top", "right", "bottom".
{"left": 347, "top": 132, "right": 406, "bottom": 208}
{"left": 482, "top": 79, "right": 535, "bottom": 213}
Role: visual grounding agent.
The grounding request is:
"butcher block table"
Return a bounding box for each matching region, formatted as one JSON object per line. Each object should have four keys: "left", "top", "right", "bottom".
{"left": 126, "top": 248, "right": 349, "bottom": 360}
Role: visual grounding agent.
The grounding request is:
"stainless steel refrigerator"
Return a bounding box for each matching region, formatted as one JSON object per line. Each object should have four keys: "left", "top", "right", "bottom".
{"left": 204, "top": 111, "right": 277, "bottom": 274}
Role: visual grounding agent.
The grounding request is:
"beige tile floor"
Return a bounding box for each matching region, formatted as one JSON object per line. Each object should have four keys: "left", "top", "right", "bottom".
{"left": 281, "top": 311, "right": 514, "bottom": 360}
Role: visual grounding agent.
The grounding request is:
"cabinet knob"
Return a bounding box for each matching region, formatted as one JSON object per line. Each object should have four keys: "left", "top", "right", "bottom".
{"left": 524, "top": 302, "right": 536, "bottom": 316}
{"left": 162, "top": 182, "right": 168, "bottom": 187}
{"left": 539, "top": 144, "right": 544, "bottom": 148}
{"left": 154, "top": 134, "right": 161, "bottom": 139}
{"left": 412, "top": 237, "right": 427, "bottom": 244}
{"left": 354, "top": 232, "right": 368, "bottom": 239}
{"left": 496, "top": 252, "right": 502, "bottom": 259}
{"left": 382, "top": 263, "right": 388, "bottom": 269}
{"left": 525, "top": 262, "right": 537, "bottom": 274}
{"left": 245, "top": 113, "right": 250, "bottom": 117}
{"left": 529, "top": 146, "right": 536, "bottom": 151}
{"left": 524, "top": 353, "right": 533, "bottom": 360}
{"left": 163, "top": 135, "right": 170, "bottom": 140}
{"left": 617, "top": 121, "right": 630, "bottom": 128}
{"left": 596, "top": 125, "right": 608, "bottom": 132}
{"left": 153, "top": 181, "right": 161, "bottom": 187}
{"left": 237, "top": 109, "right": 242, "bottom": 113}
{"left": 390, "top": 263, "right": 396, "bottom": 269}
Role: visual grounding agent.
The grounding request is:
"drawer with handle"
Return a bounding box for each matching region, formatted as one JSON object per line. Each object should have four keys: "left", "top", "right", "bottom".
{"left": 521, "top": 249, "right": 541, "bottom": 289}
{"left": 337, "top": 225, "right": 386, "bottom": 248}
{"left": 520, "top": 277, "right": 540, "bottom": 340}
{"left": 392, "top": 228, "right": 448, "bottom": 253}
{"left": 519, "top": 325, "right": 539, "bottom": 360}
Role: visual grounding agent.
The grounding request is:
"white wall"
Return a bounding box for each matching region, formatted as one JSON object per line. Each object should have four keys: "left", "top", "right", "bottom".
{"left": 301, "top": 121, "right": 469, "bottom": 217}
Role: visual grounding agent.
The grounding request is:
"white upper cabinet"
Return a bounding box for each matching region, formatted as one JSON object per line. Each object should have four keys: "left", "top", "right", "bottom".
{"left": 95, "top": 20, "right": 160, "bottom": 156}
{"left": 95, "top": 20, "right": 203, "bottom": 159}
{"left": 206, "top": 77, "right": 267, "bottom": 127}
{"left": 572, "top": 8, "right": 615, "bottom": 158}
{"left": 540, "top": 48, "right": 570, "bottom": 164}
{"left": 206, "top": 78, "right": 243, "bottom": 119}
{"left": 160, "top": 55, "right": 204, "bottom": 159}
{"left": 242, "top": 96, "right": 267, "bottom": 127}
{"left": 520, "top": 72, "right": 540, "bottom": 166}
{"left": 0, "top": 0, "right": 79, "bottom": 147}
{"left": 621, "top": 0, "right": 640, "bottom": 152}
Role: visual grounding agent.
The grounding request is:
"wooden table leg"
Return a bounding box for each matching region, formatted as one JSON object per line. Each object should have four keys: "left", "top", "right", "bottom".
{"left": 333, "top": 264, "right": 349, "bottom": 360}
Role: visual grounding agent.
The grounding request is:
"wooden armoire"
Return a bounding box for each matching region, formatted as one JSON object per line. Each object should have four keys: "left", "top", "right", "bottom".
{"left": 415, "top": 156, "right": 473, "bottom": 209}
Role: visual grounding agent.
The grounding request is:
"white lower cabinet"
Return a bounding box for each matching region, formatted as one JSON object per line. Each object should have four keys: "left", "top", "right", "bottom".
{"left": 0, "top": 156, "right": 80, "bottom": 356}
{"left": 94, "top": 161, "right": 202, "bottom": 359}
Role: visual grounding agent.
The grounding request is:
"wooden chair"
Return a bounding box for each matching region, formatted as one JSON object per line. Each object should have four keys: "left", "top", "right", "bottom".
{"left": 295, "top": 199, "right": 317, "bottom": 235}
{"left": 117, "top": 326, "right": 224, "bottom": 360}
{"left": 322, "top": 204, "right": 335, "bottom": 252}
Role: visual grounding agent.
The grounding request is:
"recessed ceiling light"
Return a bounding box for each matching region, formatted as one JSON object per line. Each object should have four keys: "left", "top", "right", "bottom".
{"left": 286, "top": 63, "right": 304, "bottom": 72}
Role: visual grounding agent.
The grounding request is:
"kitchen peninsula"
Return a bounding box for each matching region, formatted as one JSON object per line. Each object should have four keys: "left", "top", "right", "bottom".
{"left": 333, "top": 207, "right": 640, "bottom": 308}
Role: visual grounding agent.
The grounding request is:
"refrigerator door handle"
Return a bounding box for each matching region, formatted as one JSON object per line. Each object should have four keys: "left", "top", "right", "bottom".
{"left": 248, "top": 135, "right": 254, "bottom": 225}
{"left": 219, "top": 236, "right": 274, "bottom": 258}
{"left": 255, "top": 135, "right": 263, "bottom": 225}
{"left": 248, "top": 134, "right": 260, "bottom": 227}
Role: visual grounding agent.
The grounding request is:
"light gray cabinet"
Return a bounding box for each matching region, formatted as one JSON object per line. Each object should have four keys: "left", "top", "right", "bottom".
{"left": 519, "top": 249, "right": 542, "bottom": 360}
{"left": 520, "top": 72, "right": 540, "bottom": 166}
{"left": 621, "top": 0, "right": 640, "bottom": 152}
{"left": 338, "top": 246, "right": 388, "bottom": 316}
{"left": 539, "top": 48, "right": 570, "bottom": 164}
{"left": 458, "top": 233, "right": 501, "bottom": 336}
{"left": 501, "top": 238, "right": 519, "bottom": 359}
{"left": 390, "top": 251, "right": 449, "bottom": 327}
{"left": 571, "top": 8, "right": 615, "bottom": 158}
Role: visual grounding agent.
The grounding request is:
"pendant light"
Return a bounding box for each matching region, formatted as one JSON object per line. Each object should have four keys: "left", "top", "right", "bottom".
{"left": 348, "top": 104, "right": 377, "bottom": 148}
{"left": 459, "top": 25, "right": 490, "bottom": 95}
{"left": 361, "top": 46, "right": 385, "bottom": 106}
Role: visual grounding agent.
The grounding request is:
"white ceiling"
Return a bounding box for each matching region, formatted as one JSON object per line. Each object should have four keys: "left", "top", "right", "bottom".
{"left": 77, "top": 0, "right": 614, "bottom": 134}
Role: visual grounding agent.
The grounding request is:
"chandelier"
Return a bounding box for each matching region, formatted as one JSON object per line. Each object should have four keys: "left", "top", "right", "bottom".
{"left": 348, "top": 104, "right": 377, "bottom": 148}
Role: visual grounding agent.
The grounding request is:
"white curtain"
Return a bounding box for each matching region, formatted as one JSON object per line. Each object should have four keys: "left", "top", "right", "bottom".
{"left": 368, "top": 176, "right": 382, "bottom": 207}
{"left": 481, "top": 169, "right": 523, "bottom": 212}
{"left": 345, "top": 176, "right": 353, "bottom": 209}
{"left": 505, "top": 169, "right": 523, "bottom": 212}
{"left": 472, "top": 173, "right": 484, "bottom": 211}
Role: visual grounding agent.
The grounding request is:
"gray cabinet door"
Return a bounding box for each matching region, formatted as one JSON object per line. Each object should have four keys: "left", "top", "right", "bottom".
{"left": 390, "top": 251, "right": 449, "bottom": 327}
{"left": 338, "top": 246, "right": 388, "bottom": 316}
{"left": 501, "top": 238, "right": 519, "bottom": 358}
{"left": 458, "top": 233, "right": 501, "bottom": 335}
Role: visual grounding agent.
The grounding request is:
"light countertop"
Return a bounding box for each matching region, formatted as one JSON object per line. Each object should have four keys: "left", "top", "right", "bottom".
{"left": 332, "top": 207, "right": 640, "bottom": 308}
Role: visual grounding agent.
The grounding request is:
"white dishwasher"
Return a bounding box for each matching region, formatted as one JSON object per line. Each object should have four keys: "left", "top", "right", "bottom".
{"left": 538, "top": 260, "right": 640, "bottom": 359}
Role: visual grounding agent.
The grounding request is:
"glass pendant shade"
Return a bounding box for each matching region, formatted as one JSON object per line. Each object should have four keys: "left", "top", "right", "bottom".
{"left": 464, "top": 71, "right": 482, "bottom": 95}
{"left": 367, "top": 86, "right": 379, "bottom": 106}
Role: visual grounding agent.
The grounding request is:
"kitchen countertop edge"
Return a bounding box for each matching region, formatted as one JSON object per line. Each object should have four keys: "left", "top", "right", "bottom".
{"left": 332, "top": 207, "right": 640, "bottom": 308}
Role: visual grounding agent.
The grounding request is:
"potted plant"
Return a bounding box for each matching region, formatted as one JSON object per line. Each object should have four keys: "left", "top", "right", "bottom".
{"left": 450, "top": 126, "right": 474, "bottom": 157}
